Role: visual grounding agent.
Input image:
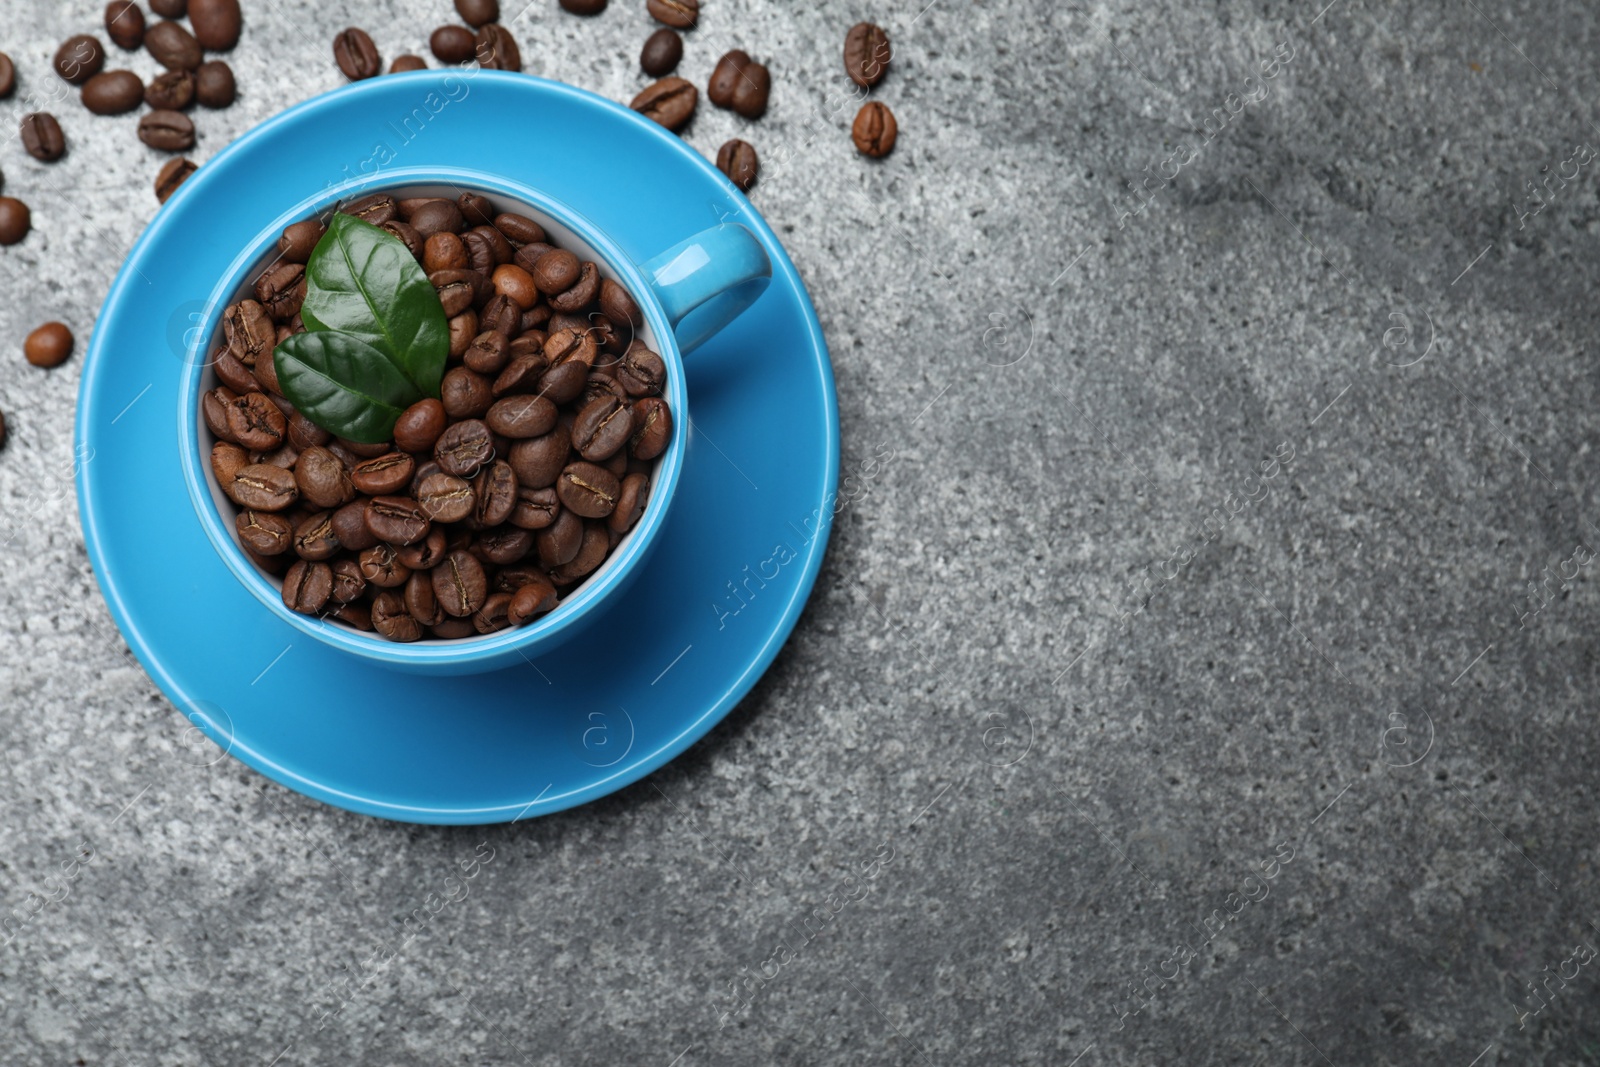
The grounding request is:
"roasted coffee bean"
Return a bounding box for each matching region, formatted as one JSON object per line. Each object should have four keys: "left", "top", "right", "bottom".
{"left": 531, "top": 249, "right": 579, "bottom": 296}
{"left": 21, "top": 114, "right": 66, "bottom": 162}
{"left": 475, "top": 527, "right": 531, "bottom": 567}
{"left": 475, "top": 24, "right": 521, "bottom": 71}
{"left": 139, "top": 109, "right": 195, "bottom": 150}
{"left": 434, "top": 418, "right": 494, "bottom": 477}
{"left": 204, "top": 387, "right": 237, "bottom": 440}
{"left": 506, "top": 578, "right": 555, "bottom": 624}
{"left": 0, "top": 53, "right": 13, "bottom": 99}
{"left": 538, "top": 359, "right": 589, "bottom": 406}
{"left": 472, "top": 591, "right": 513, "bottom": 633}
{"left": 486, "top": 393, "right": 557, "bottom": 439}
{"left": 286, "top": 411, "right": 329, "bottom": 452}
{"left": 365, "top": 495, "right": 432, "bottom": 545}
{"left": 492, "top": 350, "right": 547, "bottom": 397}
{"left": 154, "top": 156, "right": 196, "bottom": 202}
{"left": 394, "top": 397, "right": 447, "bottom": 453}
{"left": 547, "top": 264, "right": 597, "bottom": 315}
{"left": 372, "top": 591, "right": 424, "bottom": 641}
{"left": 448, "top": 310, "right": 479, "bottom": 358}
{"left": 226, "top": 463, "right": 298, "bottom": 510}
{"left": 716, "top": 138, "right": 759, "bottom": 190}
{"left": 193, "top": 60, "right": 235, "bottom": 107}
{"left": 494, "top": 212, "right": 544, "bottom": 246}
{"left": 508, "top": 426, "right": 570, "bottom": 489}
{"left": 551, "top": 521, "right": 609, "bottom": 583}
{"left": 257, "top": 262, "right": 307, "bottom": 322}
{"left": 557, "top": 461, "right": 620, "bottom": 518}
{"left": 145, "top": 20, "right": 201, "bottom": 70}
{"left": 560, "top": 0, "right": 606, "bottom": 13}
{"left": 395, "top": 527, "right": 447, "bottom": 570}
{"left": 106, "top": 2, "right": 146, "bottom": 50}
{"left": 597, "top": 280, "right": 641, "bottom": 331}
{"left": 293, "top": 510, "right": 341, "bottom": 561}
{"left": 342, "top": 192, "right": 396, "bottom": 226}
{"left": 283, "top": 560, "right": 334, "bottom": 615}
{"left": 709, "top": 50, "right": 769, "bottom": 117}
{"left": 441, "top": 366, "right": 495, "bottom": 419}
{"left": 324, "top": 441, "right": 361, "bottom": 469}
{"left": 334, "top": 27, "right": 381, "bottom": 80}
{"left": 475, "top": 225, "right": 513, "bottom": 265}
{"left": 144, "top": 68, "right": 194, "bottom": 109}
{"left": 456, "top": 0, "right": 500, "bottom": 26}
{"left": 56, "top": 35, "right": 106, "bottom": 85}
{"left": 404, "top": 570, "right": 445, "bottom": 626}
{"left": 389, "top": 54, "right": 427, "bottom": 73}
{"left": 0, "top": 198, "right": 29, "bottom": 244}
{"left": 544, "top": 327, "right": 598, "bottom": 371}
{"left": 479, "top": 293, "right": 521, "bottom": 337}
{"left": 535, "top": 508, "right": 582, "bottom": 567}
{"left": 424, "top": 232, "right": 468, "bottom": 274}
{"left": 331, "top": 601, "right": 373, "bottom": 630}
{"left": 416, "top": 471, "right": 475, "bottom": 523}
{"left": 630, "top": 396, "right": 672, "bottom": 460}
{"left": 491, "top": 264, "right": 539, "bottom": 311}
{"left": 572, "top": 395, "right": 634, "bottom": 462}
{"left": 435, "top": 275, "right": 476, "bottom": 317}
{"left": 224, "top": 300, "right": 274, "bottom": 366}
{"left": 24, "top": 322, "right": 75, "bottom": 368}
{"left": 581, "top": 372, "right": 628, "bottom": 410}
{"left": 458, "top": 191, "right": 497, "bottom": 225}
{"left": 513, "top": 242, "right": 554, "bottom": 274}
{"left": 227, "top": 392, "right": 287, "bottom": 450}
{"left": 853, "top": 101, "right": 897, "bottom": 157}
{"left": 433, "top": 550, "right": 488, "bottom": 617}
{"left": 189, "top": 0, "right": 242, "bottom": 50}
{"left": 844, "top": 22, "right": 892, "bottom": 88}
{"left": 293, "top": 446, "right": 354, "bottom": 508}
{"left": 409, "top": 198, "right": 463, "bottom": 240}
{"left": 80, "top": 69, "right": 143, "bottom": 113}
{"left": 429, "top": 25, "right": 476, "bottom": 64}
{"left": 610, "top": 472, "right": 650, "bottom": 533}
{"left": 257, "top": 443, "right": 299, "bottom": 470}
{"left": 460, "top": 229, "right": 495, "bottom": 273}
{"left": 381, "top": 220, "right": 424, "bottom": 258}
{"left": 473, "top": 461, "right": 518, "bottom": 527}
{"left": 338, "top": 436, "right": 391, "bottom": 459}
{"left": 647, "top": 0, "right": 698, "bottom": 30}
{"left": 631, "top": 77, "right": 697, "bottom": 132}
{"left": 211, "top": 441, "right": 250, "bottom": 488}
{"left": 463, "top": 329, "right": 511, "bottom": 375}
{"left": 511, "top": 485, "right": 560, "bottom": 529}
{"left": 640, "top": 28, "right": 683, "bottom": 76}
{"left": 279, "top": 219, "right": 326, "bottom": 263}
{"left": 237, "top": 509, "right": 293, "bottom": 555}
{"left": 429, "top": 617, "right": 474, "bottom": 638}
{"left": 359, "top": 543, "right": 412, "bottom": 587}
{"left": 330, "top": 558, "right": 367, "bottom": 603}
{"left": 213, "top": 349, "right": 254, "bottom": 393}
{"left": 351, "top": 451, "right": 415, "bottom": 495}
{"left": 619, "top": 343, "right": 665, "bottom": 397}
{"left": 331, "top": 499, "right": 380, "bottom": 551}
{"left": 150, "top": 0, "right": 184, "bottom": 16}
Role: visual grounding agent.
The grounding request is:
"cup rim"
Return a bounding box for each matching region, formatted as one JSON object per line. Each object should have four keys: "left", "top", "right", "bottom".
{"left": 177, "top": 164, "right": 690, "bottom": 669}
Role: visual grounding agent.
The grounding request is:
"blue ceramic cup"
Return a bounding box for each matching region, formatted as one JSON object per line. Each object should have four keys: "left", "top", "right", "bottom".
{"left": 179, "top": 150, "right": 770, "bottom": 674}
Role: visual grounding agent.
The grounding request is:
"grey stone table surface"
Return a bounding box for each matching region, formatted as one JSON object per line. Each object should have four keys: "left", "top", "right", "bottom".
{"left": 2, "top": 0, "right": 1598, "bottom": 1063}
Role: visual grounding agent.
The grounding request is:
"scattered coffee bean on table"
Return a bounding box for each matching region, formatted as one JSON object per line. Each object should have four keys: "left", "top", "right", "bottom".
{"left": 389, "top": 55, "right": 427, "bottom": 74}
{"left": 0, "top": 53, "right": 14, "bottom": 98}
{"left": 640, "top": 28, "right": 682, "bottom": 76}
{"left": 647, "top": 0, "right": 698, "bottom": 30}
{"left": 0, "top": 410, "right": 7, "bottom": 450}
{"left": 195, "top": 60, "right": 234, "bottom": 107}
{"left": 139, "top": 108, "right": 195, "bottom": 150}
{"left": 852, "top": 100, "right": 897, "bottom": 157}
{"left": 334, "top": 27, "right": 381, "bottom": 80}
{"left": 146, "top": 20, "right": 202, "bottom": 70}
{"left": 145, "top": 68, "right": 195, "bottom": 109}
{"left": 716, "top": 139, "right": 758, "bottom": 191}
{"left": 844, "top": 22, "right": 891, "bottom": 88}
{"left": 631, "top": 77, "right": 697, "bottom": 132}
{"left": 83, "top": 69, "right": 145, "bottom": 114}
{"left": 55, "top": 35, "right": 106, "bottom": 85}
{"left": 430, "top": 26, "right": 476, "bottom": 64}
{"left": 150, "top": 0, "right": 185, "bottom": 16}
{"left": 456, "top": 0, "right": 499, "bottom": 26}
{"left": 559, "top": 0, "right": 607, "bottom": 14}
{"left": 207, "top": 187, "right": 673, "bottom": 641}
{"left": 105, "top": 2, "right": 146, "bottom": 50}
{"left": 24, "top": 322, "right": 74, "bottom": 369}
{"left": 475, "top": 24, "right": 521, "bottom": 71}
{"left": 21, "top": 114, "right": 66, "bottom": 162}
{"left": 155, "top": 156, "right": 196, "bottom": 202}
{"left": 0, "top": 198, "right": 29, "bottom": 244}
{"left": 188, "top": 0, "right": 242, "bottom": 51}
{"left": 708, "top": 50, "right": 770, "bottom": 119}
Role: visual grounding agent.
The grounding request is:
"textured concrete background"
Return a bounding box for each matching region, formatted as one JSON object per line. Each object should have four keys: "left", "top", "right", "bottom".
{"left": 3, "top": 0, "right": 1600, "bottom": 1063}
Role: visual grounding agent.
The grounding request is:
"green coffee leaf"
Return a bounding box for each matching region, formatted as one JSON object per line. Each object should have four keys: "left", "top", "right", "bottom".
{"left": 273, "top": 330, "right": 418, "bottom": 444}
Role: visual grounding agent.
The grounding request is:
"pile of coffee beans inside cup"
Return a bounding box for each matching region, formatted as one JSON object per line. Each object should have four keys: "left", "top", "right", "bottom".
{"left": 203, "top": 187, "right": 673, "bottom": 642}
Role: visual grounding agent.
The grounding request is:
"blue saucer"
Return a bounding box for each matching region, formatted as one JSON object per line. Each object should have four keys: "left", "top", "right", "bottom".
{"left": 75, "top": 73, "right": 839, "bottom": 823}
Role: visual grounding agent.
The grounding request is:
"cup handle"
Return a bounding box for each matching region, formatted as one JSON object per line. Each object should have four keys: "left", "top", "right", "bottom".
{"left": 641, "top": 223, "right": 772, "bottom": 355}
